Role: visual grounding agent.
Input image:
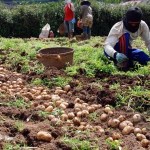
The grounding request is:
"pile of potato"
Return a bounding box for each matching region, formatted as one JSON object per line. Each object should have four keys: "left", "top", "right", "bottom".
{"left": 0, "top": 66, "right": 149, "bottom": 148}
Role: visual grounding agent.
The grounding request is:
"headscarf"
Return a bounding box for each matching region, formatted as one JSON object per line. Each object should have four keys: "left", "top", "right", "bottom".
{"left": 123, "top": 7, "right": 143, "bottom": 33}
{"left": 65, "top": 0, "right": 71, "bottom": 4}
{"left": 80, "top": 0, "right": 91, "bottom": 6}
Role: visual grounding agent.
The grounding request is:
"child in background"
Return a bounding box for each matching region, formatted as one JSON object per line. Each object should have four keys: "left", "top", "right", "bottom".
{"left": 49, "top": 30, "right": 54, "bottom": 39}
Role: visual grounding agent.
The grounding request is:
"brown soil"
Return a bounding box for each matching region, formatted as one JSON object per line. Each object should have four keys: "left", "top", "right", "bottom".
{"left": 0, "top": 66, "right": 150, "bottom": 150}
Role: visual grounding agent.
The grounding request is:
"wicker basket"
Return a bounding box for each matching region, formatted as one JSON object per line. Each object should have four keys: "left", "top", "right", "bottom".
{"left": 37, "top": 47, "right": 74, "bottom": 69}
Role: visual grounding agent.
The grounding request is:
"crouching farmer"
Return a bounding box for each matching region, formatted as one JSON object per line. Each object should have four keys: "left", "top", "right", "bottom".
{"left": 104, "top": 7, "right": 150, "bottom": 70}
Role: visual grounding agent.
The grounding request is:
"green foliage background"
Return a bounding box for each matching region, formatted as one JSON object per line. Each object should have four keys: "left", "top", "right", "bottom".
{"left": 0, "top": 1, "right": 150, "bottom": 37}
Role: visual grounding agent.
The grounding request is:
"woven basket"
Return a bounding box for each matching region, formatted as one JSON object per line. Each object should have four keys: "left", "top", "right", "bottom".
{"left": 37, "top": 47, "right": 74, "bottom": 69}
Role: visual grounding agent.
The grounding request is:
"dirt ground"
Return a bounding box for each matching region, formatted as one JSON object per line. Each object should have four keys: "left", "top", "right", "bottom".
{"left": 0, "top": 66, "right": 150, "bottom": 150}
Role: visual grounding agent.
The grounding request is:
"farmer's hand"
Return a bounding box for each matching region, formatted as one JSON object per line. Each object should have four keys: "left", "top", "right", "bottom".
{"left": 116, "top": 53, "right": 128, "bottom": 63}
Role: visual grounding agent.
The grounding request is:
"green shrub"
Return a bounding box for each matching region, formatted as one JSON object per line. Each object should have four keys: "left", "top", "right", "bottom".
{"left": 12, "top": 5, "right": 42, "bottom": 37}
{"left": 0, "top": 9, "right": 13, "bottom": 37}
{"left": 0, "top": 2, "right": 150, "bottom": 37}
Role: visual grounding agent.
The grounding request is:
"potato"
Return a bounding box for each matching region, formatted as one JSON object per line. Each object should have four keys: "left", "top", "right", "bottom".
{"left": 141, "top": 128, "right": 147, "bottom": 135}
{"left": 45, "top": 106, "right": 53, "bottom": 112}
{"left": 98, "top": 128, "right": 105, "bottom": 134}
{"left": 118, "top": 115, "right": 126, "bottom": 122}
{"left": 85, "top": 124, "right": 93, "bottom": 130}
{"left": 107, "top": 137, "right": 113, "bottom": 141}
{"left": 122, "top": 126, "right": 134, "bottom": 135}
{"left": 82, "top": 110, "right": 89, "bottom": 117}
{"left": 51, "top": 118, "right": 62, "bottom": 127}
{"left": 48, "top": 115, "right": 55, "bottom": 121}
{"left": 100, "top": 113, "right": 108, "bottom": 122}
{"left": 141, "top": 139, "right": 150, "bottom": 148}
{"left": 51, "top": 94, "right": 60, "bottom": 101}
{"left": 35, "top": 95, "right": 42, "bottom": 100}
{"left": 104, "top": 106, "right": 111, "bottom": 113}
{"left": 108, "top": 111, "right": 114, "bottom": 116}
{"left": 55, "top": 86, "right": 62, "bottom": 90}
{"left": 42, "top": 95, "right": 51, "bottom": 100}
{"left": 74, "top": 107, "right": 81, "bottom": 112}
{"left": 136, "top": 133, "right": 146, "bottom": 141}
{"left": 77, "top": 111, "right": 82, "bottom": 118}
{"left": 74, "top": 98, "right": 81, "bottom": 103}
{"left": 74, "top": 103, "right": 82, "bottom": 109}
{"left": 62, "top": 102, "right": 69, "bottom": 107}
{"left": 55, "top": 89, "right": 66, "bottom": 94}
{"left": 78, "top": 125, "right": 86, "bottom": 131}
{"left": 80, "top": 122, "right": 87, "bottom": 126}
{"left": 134, "top": 128, "right": 142, "bottom": 135}
{"left": 119, "top": 120, "right": 133, "bottom": 130}
{"left": 68, "top": 112, "right": 75, "bottom": 120}
{"left": 60, "top": 114, "right": 68, "bottom": 121}
{"left": 87, "top": 106, "right": 95, "bottom": 113}
{"left": 133, "top": 114, "right": 141, "bottom": 123}
{"left": 59, "top": 103, "right": 66, "bottom": 109}
{"left": 112, "top": 132, "right": 122, "bottom": 140}
{"left": 63, "top": 85, "right": 71, "bottom": 92}
{"left": 36, "top": 105, "right": 45, "bottom": 110}
{"left": 44, "top": 102, "right": 51, "bottom": 108}
{"left": 55, "top": 100, "right": 62, "bottom": 107}
{"left": 110, "top": 119, "right": 120, "bottom": 128}
{"left": 73, "top": 117, "right": 80, "bottom": 126}
{"left": 37, "top": 131, "right": 52, "bottom": 141}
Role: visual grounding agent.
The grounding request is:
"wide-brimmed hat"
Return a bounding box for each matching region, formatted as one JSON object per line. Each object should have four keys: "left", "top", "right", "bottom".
{"left": 81, "top": 0, "right": 91, "bottom": 6}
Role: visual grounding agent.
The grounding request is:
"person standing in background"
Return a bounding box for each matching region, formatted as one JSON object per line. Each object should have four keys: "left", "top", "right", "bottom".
{"left": 80, "top": 0, "right": 93, "bottom": 40}
{"left": 64, "top": 0, "right": 75, "bottom": 39}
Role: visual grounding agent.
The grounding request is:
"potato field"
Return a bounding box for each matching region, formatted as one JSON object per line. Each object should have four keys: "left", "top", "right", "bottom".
{"left": 0, "top": 37, "right": 149, "bottom": 150}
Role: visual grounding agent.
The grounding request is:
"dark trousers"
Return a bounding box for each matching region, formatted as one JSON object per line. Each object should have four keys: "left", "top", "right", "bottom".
{"left": 104, "top": 33, "right": 150, "bottom": 65}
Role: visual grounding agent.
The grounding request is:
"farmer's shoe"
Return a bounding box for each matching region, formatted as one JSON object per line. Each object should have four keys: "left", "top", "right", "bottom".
{"left": 65, "top": 33, "right": 68, "bottom": 38}
{"left": 87, "top": 29, "right": 91, "bottom": 39}
{"left": 87, "top": 33, "right": 91, "bottom": 39}
{"left": 68, "top": 32, "right": 73, "bottom": 39}
{"left": 82, "top": 33, "right": 88, "bottom": 40}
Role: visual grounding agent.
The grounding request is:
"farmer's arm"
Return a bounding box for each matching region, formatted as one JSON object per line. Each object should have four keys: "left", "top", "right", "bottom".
{"left": 104, "top": 22, "right": 122, "bottom": 58}
{"left": 70, "top": 3, "right": 75, "bottom": 12}
{"left": 69, "top": 3, "right": 75, "bottom": 18}
{"left": 140, "top": 21, "right": 150, "bottom": 53}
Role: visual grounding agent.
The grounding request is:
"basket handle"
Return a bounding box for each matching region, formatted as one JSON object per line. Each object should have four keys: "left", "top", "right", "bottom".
{"left": 36, "top": 54, "right": 42, "bottom": 59}
{"left": 36, "top": 54, "right": 62, "bottom": 61}
{"left": 55, "top": 55, "right": 62, "bottom": 61}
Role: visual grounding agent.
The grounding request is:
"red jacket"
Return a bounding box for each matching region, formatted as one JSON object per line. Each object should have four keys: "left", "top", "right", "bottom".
{"left": 64, "top": 3, "right": 74, "bottom": 21}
